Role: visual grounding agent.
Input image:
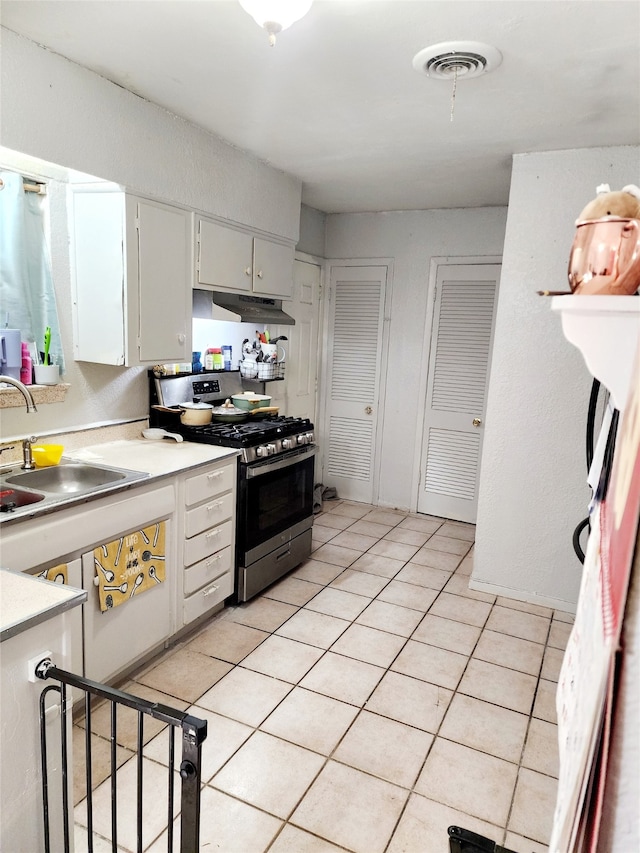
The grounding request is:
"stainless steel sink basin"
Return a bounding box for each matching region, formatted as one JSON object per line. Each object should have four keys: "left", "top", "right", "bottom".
{"left": 0, "top": 486, "right": 46, "bottom": 512}
{"left": 0, "top": 460, "right": 150, "bottom": 521}
{"left": 7, "top": 462, "right": 128, "bottom": 494}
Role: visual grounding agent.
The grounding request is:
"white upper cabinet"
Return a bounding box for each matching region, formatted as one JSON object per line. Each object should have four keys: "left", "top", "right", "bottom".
{"left": 72, "top": 190, "right": 192, "bottom": 366}
{"left": 196, "top": 216, "right": 294, "bottom": 299}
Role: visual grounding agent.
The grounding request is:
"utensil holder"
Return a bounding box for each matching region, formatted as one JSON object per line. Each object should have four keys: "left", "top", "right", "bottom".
{"left": 34, "top": 364, "right": 60, "bottom": 385}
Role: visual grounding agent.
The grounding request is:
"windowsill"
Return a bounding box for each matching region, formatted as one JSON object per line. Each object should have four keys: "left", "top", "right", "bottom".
{"left": 0, "top": 383, "right": 70, "bottom": 408}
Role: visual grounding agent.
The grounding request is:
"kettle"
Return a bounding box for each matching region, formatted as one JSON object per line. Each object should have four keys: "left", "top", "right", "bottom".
{"left": 568, "top": 216, "right": 640, "bottom": 295}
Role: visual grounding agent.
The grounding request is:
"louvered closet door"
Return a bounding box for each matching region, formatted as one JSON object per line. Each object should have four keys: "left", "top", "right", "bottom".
{"left": 418, "top": 264, "right": 500, "bottom": 522}
{"left": 324, "top": 266, "right": 387, "bottom": 503}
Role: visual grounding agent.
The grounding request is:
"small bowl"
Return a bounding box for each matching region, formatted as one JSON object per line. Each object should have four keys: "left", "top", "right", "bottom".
{"left": 31, "top": 444, "right": 64, "bottom": 467}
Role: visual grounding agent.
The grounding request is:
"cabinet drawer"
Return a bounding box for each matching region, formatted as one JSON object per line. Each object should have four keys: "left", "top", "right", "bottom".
{"left": 184, "top": 491, "right": 234, "bottom": 538}
{"left": 184, "top": 519, "right": 233, "bottom": 567}
{"left": 184, "top": 546, "right": 232, "bottom": 596}
{"left": 185, "top": 464, "right": 235, "bottom": 506}
{"left": 183, "top": 571, "right": 233, "bottom": 624}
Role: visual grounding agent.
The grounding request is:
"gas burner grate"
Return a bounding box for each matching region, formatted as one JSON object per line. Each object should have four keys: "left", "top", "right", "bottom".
{"left": 178, "top": 416, "right": 313, "bottom": 448}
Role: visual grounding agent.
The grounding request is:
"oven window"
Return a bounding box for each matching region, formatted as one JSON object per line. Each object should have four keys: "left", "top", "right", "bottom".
{"left": 240, "top": 455, "right": 314, "bottom": 552}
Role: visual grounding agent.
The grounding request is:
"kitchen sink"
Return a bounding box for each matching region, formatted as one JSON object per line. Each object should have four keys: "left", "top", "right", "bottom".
{"left": 7, "top": 462, "right": 129, "bottom": 494}
{"left": 0, "top": 486, "right": 46, "bottom": 513}
{"left": 0, "top": 459, "right": 150, "bottom": 521}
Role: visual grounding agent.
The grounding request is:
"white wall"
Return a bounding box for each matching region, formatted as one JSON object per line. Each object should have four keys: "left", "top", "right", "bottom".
{"left": 298, "top": 204, "right": 327, "bottom": 258}
{"left": 325, "top": 207, "right": 508, "bottom": 510}
{"left": 473, "top": 145, "right": 640, "bottom": 611}
{"left": 1, "top": 30, "right": 301, "bottom": 238}
{"left": 0, "top": 29, "right": 301, "bottom": 441}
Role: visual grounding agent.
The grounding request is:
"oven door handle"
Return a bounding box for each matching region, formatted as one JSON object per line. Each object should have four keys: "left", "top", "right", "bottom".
{"left": 246, "top": 445, "right": 317, "bottom": 478}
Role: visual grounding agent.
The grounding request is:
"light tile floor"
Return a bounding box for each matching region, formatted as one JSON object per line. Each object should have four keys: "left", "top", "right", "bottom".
{"left": 74, "top": 500, "right": 573, "bottom": 853}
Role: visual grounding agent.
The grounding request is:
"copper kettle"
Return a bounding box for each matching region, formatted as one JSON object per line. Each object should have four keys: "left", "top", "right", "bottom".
{"left": 568, "top": 216, "right": 640, "bottom": 295}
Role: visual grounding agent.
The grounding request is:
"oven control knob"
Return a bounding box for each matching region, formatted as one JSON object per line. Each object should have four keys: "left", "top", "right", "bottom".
{"left": 266, "top": 443, "right": 277, "bottom": 456}
{"left": 256, "top": 445, "right": 268, "bottom": 457}
{"left": 296, "top": 434, "right": 308, "bottom": 446}
{"left": 305, "top": 432, "right": 314, "bottom": 444}
{"left": 282, "top": 438, "right": 295, "bottom": 450}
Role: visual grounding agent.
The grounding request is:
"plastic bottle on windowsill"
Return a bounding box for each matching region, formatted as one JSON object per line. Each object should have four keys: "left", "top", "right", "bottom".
{"left": 20, "top": 342, "right": 33, "bottom": 385}
{"left": 212, "top": 348, "right": 224, "bottom": 370}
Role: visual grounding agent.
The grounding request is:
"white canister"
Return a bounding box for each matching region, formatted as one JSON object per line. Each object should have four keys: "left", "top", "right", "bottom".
{"left": 34, "top": 363, "right": 60, "bottom": 385}
{"left": 0, "top": 329, "right": 22, "bottom": 381}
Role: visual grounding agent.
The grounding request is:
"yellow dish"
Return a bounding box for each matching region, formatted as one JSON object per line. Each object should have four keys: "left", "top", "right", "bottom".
{"left": 32, "top": 444, "right": 64, "bottom": 467}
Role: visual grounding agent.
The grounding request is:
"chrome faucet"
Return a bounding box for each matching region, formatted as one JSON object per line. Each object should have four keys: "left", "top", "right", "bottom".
{"left": 0, "top": 375, "right": 38, "bottom": 412}
{"left": 0, "top": 376, "right": 38, "bottom": 468}
{"left": 21, "top": 435, "right": 38, "bottom": 470}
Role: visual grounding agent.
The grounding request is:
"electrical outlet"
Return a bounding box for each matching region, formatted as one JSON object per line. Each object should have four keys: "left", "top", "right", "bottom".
{"left": 28, "top": 650, "right": 52, "bottom": 683}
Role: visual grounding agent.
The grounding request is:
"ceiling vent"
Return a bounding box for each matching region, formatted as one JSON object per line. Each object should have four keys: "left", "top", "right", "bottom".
{"left": 412, "top": 41, "right": 502, "bottom": 80}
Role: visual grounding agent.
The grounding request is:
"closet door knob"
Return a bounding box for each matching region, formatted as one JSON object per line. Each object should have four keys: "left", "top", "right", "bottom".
{"left": 472, "top": 418, "right": 482, "bottom": 427}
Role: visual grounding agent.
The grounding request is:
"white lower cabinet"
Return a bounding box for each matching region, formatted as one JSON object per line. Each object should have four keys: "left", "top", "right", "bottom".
{"left": 7, "top": 481, "right": 176, "bottom": 686}
{"left": 7, "top": 456, "right": 238, "bottom": 684}
{"left": 180, "top": 458, "right": 237, "bottom": 627}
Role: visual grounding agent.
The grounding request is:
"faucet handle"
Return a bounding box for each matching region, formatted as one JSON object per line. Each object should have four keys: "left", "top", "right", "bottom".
{"left": 24, "top": 435, "right": 38, "bottom": 444}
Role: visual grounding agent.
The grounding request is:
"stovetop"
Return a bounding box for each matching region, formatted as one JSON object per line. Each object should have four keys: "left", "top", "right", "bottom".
{"left": 179, "top": 416, "right": 313, "bottom": 448}
{"left": 177, "top": 415, "right": 315, "bottom": 463}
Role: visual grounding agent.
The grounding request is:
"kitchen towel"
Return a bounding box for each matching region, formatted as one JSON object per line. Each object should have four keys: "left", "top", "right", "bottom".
{"left": 95, "top": 521, "right": 166, "bottom": 612}
{"left": 37, "top": 563, "right": 68, "bottom": 584}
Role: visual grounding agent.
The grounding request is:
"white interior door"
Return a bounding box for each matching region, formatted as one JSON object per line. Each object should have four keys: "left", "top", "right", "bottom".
{"left": 418, "top": 263, "right": 500, "bottom": 522}
{"left": 322, "top": 265, "right": 387, "bottom": 503}
{"left": 269, "top": 257, "right": 321, "bottom": 422}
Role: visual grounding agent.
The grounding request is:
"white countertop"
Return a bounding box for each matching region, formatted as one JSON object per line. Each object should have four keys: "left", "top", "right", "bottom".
{"left": 0, "top": 569, "right": 86, "bottom": 642}
{"left": 65, "top": 437, "right": 239, "bottom": 476}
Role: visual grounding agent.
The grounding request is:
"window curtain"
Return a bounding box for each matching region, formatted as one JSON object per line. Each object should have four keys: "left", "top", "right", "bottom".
{"left": 0, "top": 169, "right": 65, "bottom": 373}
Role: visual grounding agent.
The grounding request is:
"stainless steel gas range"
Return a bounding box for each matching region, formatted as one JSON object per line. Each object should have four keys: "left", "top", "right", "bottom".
{"left": 149, "top": 371, "right": 316, "bottom": 602}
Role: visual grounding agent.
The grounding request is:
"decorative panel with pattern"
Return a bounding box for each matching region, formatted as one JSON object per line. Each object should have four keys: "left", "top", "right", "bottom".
{"left": 330, "top": 281, "right": 382, "bottom": 403}
{"left": 430, "top": 281, "right": 496, "bottom": 414}
{"left": 424, "top": 428, "right": 481, "bottom": 499}
{"left": 326, "top": 416, "right": 373, "bottom": 481}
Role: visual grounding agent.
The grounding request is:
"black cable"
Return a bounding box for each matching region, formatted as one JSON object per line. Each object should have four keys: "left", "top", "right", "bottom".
{"left": 573, "top": 377, "right": 604, "bottom": 564}
{"left": 586, "top": 378, "right": 602, "bottom": 472}
{"left": 572, "top": 516, "right": 590, "bottom": 564}
{"left": 595, "top": 408, "right": 620, "bottom": 504}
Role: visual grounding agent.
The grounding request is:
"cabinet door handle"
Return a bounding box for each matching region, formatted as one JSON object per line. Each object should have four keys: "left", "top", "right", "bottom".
{"left": 205, "top": 554, "right": 222, "bottom": 568}
{"left": 256, "top": 270, "right": 263, "bottom": 279}
{"left": 177, "top": 333, "right": 186, "bottom": 344}
{"left": 244, "top": 266, "right": 252, "bottom": 276}
{"left": 206, "top": 501, "right": 223, "bottom": 512}
{"left": 207, "top": 471, "right": 223, "bottom": 480}
{"left": 203, "top": 584, "right": 219, "bottom": 598}
{"left": 206, "top": 530, "right": 220, "bottom": 540}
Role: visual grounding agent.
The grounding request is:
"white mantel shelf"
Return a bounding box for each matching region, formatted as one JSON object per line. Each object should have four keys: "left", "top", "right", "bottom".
{"left": 551, "top": 296, "right": 640, "bottom": 411}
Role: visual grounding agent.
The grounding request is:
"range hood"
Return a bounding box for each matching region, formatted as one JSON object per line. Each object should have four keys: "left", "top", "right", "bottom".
{"left": 192, "top": 290, "right": 295, "bottom": 325}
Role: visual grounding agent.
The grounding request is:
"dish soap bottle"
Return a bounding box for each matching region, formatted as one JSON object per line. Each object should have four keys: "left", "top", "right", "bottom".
{"left": 20, "top": 342, "right": 33, "bottom": 385}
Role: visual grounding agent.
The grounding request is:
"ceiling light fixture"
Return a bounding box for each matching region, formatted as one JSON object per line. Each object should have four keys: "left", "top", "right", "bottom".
{"left": 239, "top": 0, "right": 313, "bottom": 46}
{"left": 412, "top": 41, "right": 502, "bottom": 121}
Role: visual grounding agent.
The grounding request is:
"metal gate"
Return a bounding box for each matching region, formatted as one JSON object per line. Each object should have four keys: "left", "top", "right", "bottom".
{"left": 36, "top": 657, "right": 207, "bottom": 853}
